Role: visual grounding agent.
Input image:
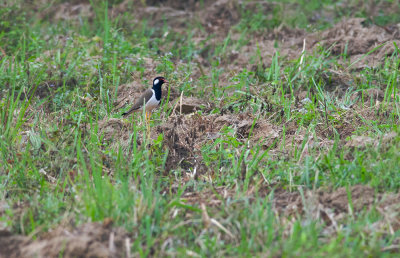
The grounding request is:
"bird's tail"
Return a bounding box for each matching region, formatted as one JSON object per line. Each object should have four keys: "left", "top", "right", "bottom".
{"left": 122, "top": 109, "right": 136, "bottom": 116}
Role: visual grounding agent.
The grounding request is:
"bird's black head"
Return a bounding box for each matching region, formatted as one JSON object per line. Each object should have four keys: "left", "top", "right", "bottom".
{"left": 152, "top": 76, "right": 167, "bottom": 90}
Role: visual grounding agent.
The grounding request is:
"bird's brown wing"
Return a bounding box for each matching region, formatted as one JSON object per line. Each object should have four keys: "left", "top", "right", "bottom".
{"left": 122, "top": 89, "right": 153, "bottom": 116}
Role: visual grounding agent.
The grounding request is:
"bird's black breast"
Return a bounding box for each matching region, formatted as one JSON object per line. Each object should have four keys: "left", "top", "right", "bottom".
{"left": 154, "top": 87, "right": 162, "bottom": 101}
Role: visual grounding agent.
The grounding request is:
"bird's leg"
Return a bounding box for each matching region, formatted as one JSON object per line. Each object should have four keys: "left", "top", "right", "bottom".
{"left": 145, "top": 111, "right": 148, "bottom": 129}
{"left": 145, "top": 111, "right": 151, "bottom": 136}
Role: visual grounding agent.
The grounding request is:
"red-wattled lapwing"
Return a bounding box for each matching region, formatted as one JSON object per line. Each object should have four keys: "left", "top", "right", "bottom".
{"left": 122, "top": 77, "right": 168, "bottom": 125}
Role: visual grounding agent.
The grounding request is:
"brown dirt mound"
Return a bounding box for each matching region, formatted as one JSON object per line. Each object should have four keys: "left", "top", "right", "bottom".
{"left": 181, "top": 185, "right": 400, "bottom": 231}
{"left": 40, "top": 2, "right": 93, "bottom": 22}
{"left": 153, "top": 113, "right": 281, "bottom": 171}
{"left": 98, "top": 118, "right": 131, "bottom": 144}
{"left": 314, "top": 18, "right": 399, "bottom": 55}
{"left": 145, "top": 0, "right": 215, "bottom": 11}
{"left": 318, "top": 185, "right": 376, "bottom": 213}
{"left": 345, "top": 131, "right": 397, "bottom": 148}
{"left": 0, "top": 222, "right": 130, "bottom": 258}
{"left": 262, "top": 185, "right": 382, "bottom": 216}
{"left": 311, "top": 18, "right": 400, "bottom": 69}
{"left": 172, "top": 96, "right": 210, "bottom": 114}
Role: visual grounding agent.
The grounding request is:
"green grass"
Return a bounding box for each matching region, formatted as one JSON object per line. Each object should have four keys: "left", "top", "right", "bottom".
{"left": 1, "top": 0, "right": 400, "bottom": 256}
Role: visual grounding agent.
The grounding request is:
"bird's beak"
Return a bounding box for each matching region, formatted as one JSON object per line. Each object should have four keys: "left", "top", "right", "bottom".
{"left": 163, "top": 79, "right": 169, "bottom": 84}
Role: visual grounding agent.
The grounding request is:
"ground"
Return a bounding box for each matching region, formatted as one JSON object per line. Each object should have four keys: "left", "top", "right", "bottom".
{"left": 1, "top": 0, "right": 400, "bottom": 257}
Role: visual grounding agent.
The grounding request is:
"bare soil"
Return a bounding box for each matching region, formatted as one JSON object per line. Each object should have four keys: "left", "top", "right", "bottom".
{"left": 152, "top": 112, "right": 281, "bottom": 172}
{"left": 0, "top": 221, "right": 130, "bottom": 258}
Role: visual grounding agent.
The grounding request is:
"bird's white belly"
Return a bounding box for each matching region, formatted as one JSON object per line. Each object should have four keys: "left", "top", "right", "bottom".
{"left": 144, "top": 90, "right": 160, "bottom": 111}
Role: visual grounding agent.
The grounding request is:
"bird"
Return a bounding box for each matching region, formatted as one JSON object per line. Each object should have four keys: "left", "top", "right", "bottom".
{"left": 122, "top": 76, "right": 168, "bottom": 121}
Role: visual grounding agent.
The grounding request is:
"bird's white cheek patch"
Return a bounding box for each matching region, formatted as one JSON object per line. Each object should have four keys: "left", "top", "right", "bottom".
{"left": 153, "top": 79, "right": 159, "bottom": 86}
